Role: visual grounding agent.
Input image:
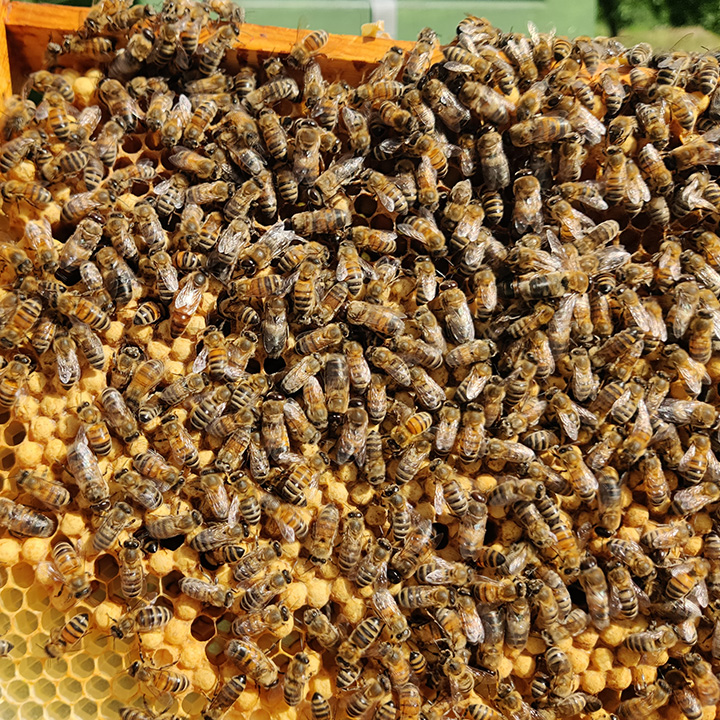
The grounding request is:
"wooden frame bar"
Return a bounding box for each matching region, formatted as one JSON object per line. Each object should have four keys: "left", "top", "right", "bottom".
{"left": 0, "top": 1, "right": 443, "bottom": 95}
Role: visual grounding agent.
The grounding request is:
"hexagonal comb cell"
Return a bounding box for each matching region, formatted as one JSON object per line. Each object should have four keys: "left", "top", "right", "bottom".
{"left": 3, "top": 421, "right": 26, "bottom": 446}
{"left": 0, "top": 449, "right": 15, "bottom": 471}
{"left": 94, "top": 555, "right": 119, "bottom": 583}
{"left": 160, "top": 570, "right": 184, "bottom": 597}
{"left": 191, "top": 614, "right": 216, "bottom": 642}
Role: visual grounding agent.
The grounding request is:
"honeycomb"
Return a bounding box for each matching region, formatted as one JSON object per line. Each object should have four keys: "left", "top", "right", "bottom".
{"left": 4, "top": 5, "right": 720, "bottom": 720}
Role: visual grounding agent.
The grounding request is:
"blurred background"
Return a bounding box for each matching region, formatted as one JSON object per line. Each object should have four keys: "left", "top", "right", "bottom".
{"left": 21, "top": 0, "right": 720, "bottom": 49}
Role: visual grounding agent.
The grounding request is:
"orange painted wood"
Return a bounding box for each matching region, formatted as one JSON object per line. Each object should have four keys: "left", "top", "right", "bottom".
{"left": 0, "top": 0, "right": 12, "bottom": 99}
{"left": 0, "top": 1, "right": 443, "bottom": 92}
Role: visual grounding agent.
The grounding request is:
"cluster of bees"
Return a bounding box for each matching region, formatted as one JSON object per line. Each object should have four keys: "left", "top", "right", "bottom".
{"left": 2, "top": 0, "right": 720, "bottom": 719}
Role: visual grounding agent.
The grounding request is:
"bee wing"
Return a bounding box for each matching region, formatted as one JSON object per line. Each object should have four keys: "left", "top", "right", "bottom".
{"left": 358, "top": 256, "right": 378, "bottom": 281}
{"left": 545, "top": 228, "right": 575, "bottom": 270}
{"left": 625, "top": 303, "right": 652, "bottom": 333}
{"left": 397, "top": 222, "right": 428, "bottom": 244}
{"left": 369, "top": 182, "right": 396, "bottom": 213}
{"left": 502, "top": 543, "right": 531, "bottom": 575}
{"left": 126, "top": 94, "right": 145, "bottom": 121}
{"left": 631, "top": 400, "right": 652, "bottom": 439}
{"left": 374, "top": 560, "right": 388, "bottom": 589}
{"left": 38, "top": 560, "right": 64, "bottom": 583}
{"left": 33, "top": 99, "right": 49, "bottom": 122}
{"left": 556, "top": 408, "right": 580, "bottom": 441}
{"left": 672, "top": 298, "right": 697, "bottom": 338}
{"left": 705, "top": 449, "right": 720, "bottom": 483}
{"left": 57, "top": 346, "right": 80, "bottom": 386}
{"left": 678, "top": 444, "right": 699, "bottom": 476}
{"left": 168, "top": 147, "right": 191, "bottom": 168}
{"left": 576, "top": 404, "right": 598, "bottom": 428}
{"left": 173, "top": 279, "right": 203, "bottom": 310}
{"left": 677, "top": 357, "right": 711, "bottom": 394}
{"left": 336, "top": 255, "right": 349, "bottom": 282}
{"left": 217, "top": 226, "right": 247, "bottom": 256}
{"left": 174, "top": 44, "right": 190, "bottom": 72}
{"left": 371, "top": 587, "right": 397, "bottom": 616}
{"left": 579, "top": 192, "right": 609, "bottom": 212}
{"left": 644, "top": 303, "right": 668, "bottom": 341}
{"left": 176, "top": 93, "right": 193, "bottom": 119}
{"left": 156, "top": 264, "right": 180, "bottom": 294}
{"left": 77, "top": 105, "right": 102, "bottom": 137}
{"left": 595, "top": 246, "right": 631, "bottom": 274}
{"left": 458, "top": 148, "right": 475, "bottom": 177}
{"left": 264, "top": 500, "right": 295, "bottom": 544}
{"left": 275, "top": 451, "right": 306, "bottom": 467}
{"left": 340, "top": 105, "right": 359, "bottom": 127}
{"left": 426, "top": 556, "right": 456, "bottom": 583}
{"left": 547, "top": 293, "right": 576, "bottom": 338}
{"left": 610, "top": 388, "right": 632, "bottom": 416}
{"left": 193, "top": 346, "right": 208, "bottom": 373}
{"left": 433, "top": 482, "right": 446, "bottom": 515}
{"left": 462, "top": 363, "right": 491, "bottom": 401}
{"left": 444, "top": 61, "right": 476, "bottom": 74}
{"left": 682, "top": 177, "right": 716, "bottom": 212}
{"left": 476, "top": 281, "right": 497, "bottom": 312}
{"left": 151, "top": 177, "right": 174, "bottom": 196}
{"left": 628, "top": 172, "right": 651, "bottom": 206}
{"left": 692, "top": 581, "right": 709, "bottom": 609}
{"left": 227, "top": 494, "right": 240, "bottom": 527}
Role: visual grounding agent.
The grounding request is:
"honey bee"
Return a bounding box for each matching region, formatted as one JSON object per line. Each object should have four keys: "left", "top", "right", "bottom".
{"left": 128, "top": 656, "right": 190, "bottom": 694}
{"left": 99, "top": 387, "right": 139, "bottom": 443}
{"left": 145, "top": 508, "right": 203, "bottom": 539}
{"left": 665, "top": 670, "right": 702, "bottom": 720}
{"left": 0, "top": 178, "right": 52, "bottom": 208}
{"left": 336, "top": 616, "right": 383, "bottom": 668}
{"left": 577, "top": 556, "right": 609, "bottom": 630}
{"left": 346, "top": 676, "right": 391, "bottom": 719}
{"left": 605, "top": 537, "right": 655, "bottom": 578}
{"left": 362, "top": 169, "right": 408, "bottom": 215}
{"left": 169, "top": 271, "right": 208, "bottom": 337}
{"left": 0, "top": 95, "right": 36, "bottom": 140}
{"left": 45, "top": 613, "right": 90, "bottom": 658}
{"left": 278, "top": 652, "right": 312, "bottom": 707}
{"left": 194, "top": 22, "right": 239, "bottom": 75}
{"left": 177, "top": 576, "right": 234, "bottom": 608}
{"left": 333, "top": 404, "right": 366, "bottom": 465}
{"left": 48, "top": 540, "right": 91, "bottom": 598}
{"left": 618, "top": 681, "right": 670, "bottom": 720}
{"left": 335, "top": 510, "right": 366, "bottom": 577}
{"left": 230, "top": 603, "right": 289, "bottom": 642}
{"left": 67, "top": 428, "right": 110, "bottom": 511}
{"left": 344, "top": 300, "right": 404, "bottom": 338}
{"left": 509, "top": 115, "right": 574, "bottom": 146}
{"left": 372, "top": 587, "right": 411, "bottom": 641}
{"left": 464, "top": 701, "right": 505, "bottom": 720}
{"left": 116, "top": 537, "right": 146, "bottom": 600}
{"left": 458, "top": 81, "right": 515, "bottom": 126}
{"left": 13, "top": 468, "right": 69, "bottom": 510}
{"left": 157, "top": 412, "right": 198, "bottom": 469}
{"left": 98, "top": 78, "right": 144, "bottom": 131}
{"left": 303, "top": 607, "right": 341, "bottom": 649}
{"left": 92, "top": 500, "right": 134, "bottom": 552}
{"left": 676, "top": 432, "right": 715, "bottom": 484}
{"left": 283, "top": 27, "right": 328, "bottom": 68}
{"left": 683, "top": 654, "right": 720, "bottom": 706}
{"left": 110, "top": 602, "right": 174, "bottom": 641}
{"left": 306, "top": 503, "right": 340, "bottom": 564}
{"left": 366, "top": 346, "right": 412, "bottom": 387}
